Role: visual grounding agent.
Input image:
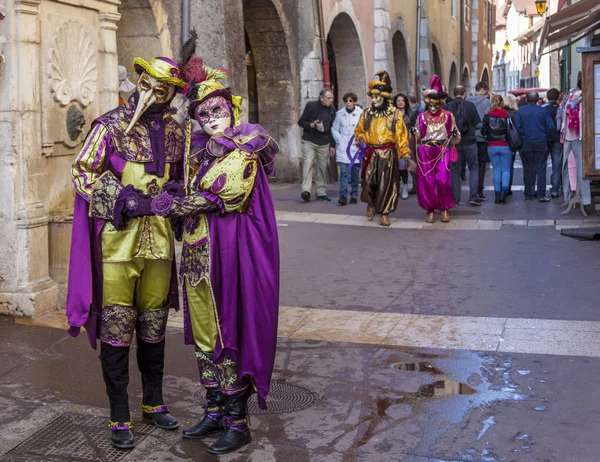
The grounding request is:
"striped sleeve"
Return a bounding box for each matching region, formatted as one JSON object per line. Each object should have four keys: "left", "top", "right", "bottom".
{"left": 71, "top": 124, "right": 110, "bottom": 202}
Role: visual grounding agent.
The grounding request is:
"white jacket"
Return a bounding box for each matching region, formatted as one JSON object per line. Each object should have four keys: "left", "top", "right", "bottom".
{"left": 331, "top": 106, "right": 363, "bottom": 164}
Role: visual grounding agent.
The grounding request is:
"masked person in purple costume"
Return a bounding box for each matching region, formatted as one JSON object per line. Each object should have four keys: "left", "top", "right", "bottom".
{"left": 147, "top": 61, "right": 280, "bottom": 455}
{"left": 415, "top": 75, "right": 461, "bottom": 223}
{"left": 66, "top": 55, "right": 192, "bottom": 449}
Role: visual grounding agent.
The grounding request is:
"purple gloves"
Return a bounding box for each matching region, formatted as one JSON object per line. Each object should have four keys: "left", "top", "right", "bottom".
{"left": 112, "top": 185, "right": 154, "bottom": 230}
{"left": 359, "top": 141, "right": 367, "bottom": 151}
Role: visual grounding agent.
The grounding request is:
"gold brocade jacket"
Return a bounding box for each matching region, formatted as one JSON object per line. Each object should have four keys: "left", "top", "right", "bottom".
{"left": 71, "top": 103, "right": 185, "bottom": 262}
{"left": 353, "top": 106, "right": 411, "bottom": 158}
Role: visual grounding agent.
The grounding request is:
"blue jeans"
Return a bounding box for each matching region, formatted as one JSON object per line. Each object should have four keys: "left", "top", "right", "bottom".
{"left": 521, "top": 142, "right": 549, "bottom": 198}
{"left": 338, "top": 162, "right": 360, "bottom": 199}
{"left": 487, "top": 145, "right": 512, "bottom": 193}
{"left": 548, "top": 141, "right": 563, "bottom": 194}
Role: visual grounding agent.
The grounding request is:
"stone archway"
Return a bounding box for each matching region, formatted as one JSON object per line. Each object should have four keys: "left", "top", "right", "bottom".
{"left": 462, "top": 66, "right": 471, "bottom": 92}
{"left": 431, "top": 43, "right": 443, "bottom": 81}
{"left": 243, "top": 0, "right": 295, "bottom": 148}
{"left": 327, "top": 13, "right": 367, "bottom": 107}
{"left": 449, "top": 62, "right": 458, "bottom": 93}
{"left": 392, "top": 31, "right": 411, "bottom": 93}
{"left": 481, "top": 67, "right": 490, "bottom": 86}
{"left": 116, "top": 0, "right": 172, "bottom": 81}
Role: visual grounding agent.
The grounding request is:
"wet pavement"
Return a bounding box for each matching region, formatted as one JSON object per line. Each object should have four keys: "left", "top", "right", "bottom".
{"left": 1, "top": 317, "right": 600, "bottom": 461}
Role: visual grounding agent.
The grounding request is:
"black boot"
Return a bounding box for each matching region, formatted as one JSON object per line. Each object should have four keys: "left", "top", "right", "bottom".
{"left": 209, "top": 390, "right": 252, "bottom": 454}
{"left": 500, "top": 190, "right": 508, "bottom": 204}
{"left": 101, "top": 343, "right": 134, "bottom": 449}
{"left": 494, "top": 192, "right": 501, "bottom": 204}
{"left": 183, "top": 387, "right": 225, "bottom": 439}
{"left": 137, "top": 339, "right": 179, "bottom": 430}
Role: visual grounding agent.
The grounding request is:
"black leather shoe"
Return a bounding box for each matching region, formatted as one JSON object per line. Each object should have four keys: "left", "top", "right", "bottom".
{"left": 349, "top": 198, "right": 358, "bottom": 204}
{"left": 494, "top": 193, "right": 501, "bottom": 204}
{"left": 144, "top": 411, "right": 179, "bottom": 430}
{"left": 110, "top": 427, "right": 134, "bottom": 449}
{"left": 301, "top": 191, "right": 311, "bottom": 202}
{"left": 338, "top": 196, "right": 347, "bottom": 206}
{"left": 316, "top": 195, "right": 331, "bottom": 202}
{"left": 500, "top": 191, "right": 508, "bottom": 204}
{"left": 183, "top": 388, "right": 224, "bottom": 439}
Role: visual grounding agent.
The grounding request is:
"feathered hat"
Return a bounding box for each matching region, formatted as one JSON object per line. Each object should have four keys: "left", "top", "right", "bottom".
{"left": 183, "top": 61, "right": 243, "bottom": 127}
{"left": 132, "top": 30, "right": 200, "bottom": 91}
{"left": 423, "top": 75, "right": 447, "bottom": 103}
{"left": 368, "top": 70, "right": 393, "bottom": 100}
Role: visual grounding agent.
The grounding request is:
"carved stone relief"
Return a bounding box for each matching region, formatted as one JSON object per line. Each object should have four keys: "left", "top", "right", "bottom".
{"left": 48, "top": 20, "right": 97, "bottom": 107}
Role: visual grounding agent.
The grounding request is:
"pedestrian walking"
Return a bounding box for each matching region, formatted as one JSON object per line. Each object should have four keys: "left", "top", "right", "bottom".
{"left": 415, "top": 75, "right": 461, "bottom": 223}
{"left": 515, "top": 91, "right": 556, "bottom": 202}
{"left": 354, "top": 70, "right": 411, "bottom": 226}
{"left": 559, "top": 72, "right": 592, "bottom": 214}
{"left": 543, "top": 88, "right": 563, "bottom": 198}
{"left": 407, "top": 92, "right": 425, "bottom": 115}
{"left": 332, "top": 92, "right": 363, "bottom": 205}
{"left": 481, "top": 94, "right": 512, "bottom": 204}
{"left": 298, "top": 89, "right": 336, "bottom": 202}
{"left": 502, "top": 94, "right": 518, "bottom": 195}
{"left": 393, "top": 93, "right": 418, "bottom": 199}
{"left": 446, "top": 85, "right": 482, "bottom": 206}
{"left": 467, "top": 82, "right": 491, "bottom": 201}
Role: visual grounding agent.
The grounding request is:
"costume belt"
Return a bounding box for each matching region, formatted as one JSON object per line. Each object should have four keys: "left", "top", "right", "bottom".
{"left": 420, "top": 140, "right": 448, "bottom": 147}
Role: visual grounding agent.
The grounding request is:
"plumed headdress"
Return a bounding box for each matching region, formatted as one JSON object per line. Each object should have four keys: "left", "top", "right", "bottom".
{"left": 183, "top": 61, "right": 243, "bottom": 127}
{"left": 368, "top": 70, "right": 393, "bottom": 100}
{"left": 423, "top": 75, "right": 447, "bottom": 103}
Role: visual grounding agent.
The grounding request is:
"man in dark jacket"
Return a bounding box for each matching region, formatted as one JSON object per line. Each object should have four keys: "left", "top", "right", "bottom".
{"left": 298, "top": 89, "right": 336, "bottom": 202}
{"left": 448, "top": 85, "right": 482, "bottom": 206}
{"left": 467, "top": 82, "right": 491, "bottom": 200}
{"left": 543, "top": 88, "right": 562, "bottom": 198}
{"left": 515, "top": 91, "right": 556, "bottom": 201}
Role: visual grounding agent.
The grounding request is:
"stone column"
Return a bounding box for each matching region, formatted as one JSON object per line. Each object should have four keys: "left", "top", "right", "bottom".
{"left": 373, "top": 0, "right": 394, "bottom": 80}
{"left": 0, "top": 0, "right": 58, "bottom": 317}
{"left": 418, "top": 0, "right": 433, "bottom": 92}
{"left": 98, "top": 12, "right": 120, "bottom": 114}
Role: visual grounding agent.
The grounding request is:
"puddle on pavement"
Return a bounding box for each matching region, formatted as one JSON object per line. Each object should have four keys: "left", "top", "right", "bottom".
{"left": 391, "top": 361, "right": 477, "bottom": 398}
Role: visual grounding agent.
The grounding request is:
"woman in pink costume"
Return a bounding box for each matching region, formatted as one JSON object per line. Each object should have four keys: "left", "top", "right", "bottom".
{"left": 415, "top": 75, "right": 461, "bottom": 223}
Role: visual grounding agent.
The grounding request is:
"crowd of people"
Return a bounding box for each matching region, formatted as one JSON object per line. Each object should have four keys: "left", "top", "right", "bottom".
{"left": 298, "top": 70, "right": 594, "bottom": 224}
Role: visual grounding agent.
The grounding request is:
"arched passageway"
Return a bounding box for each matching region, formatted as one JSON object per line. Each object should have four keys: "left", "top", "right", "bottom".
{"left": 116, "top": 0, "right": 170, "bottom": 81}
{"left": 431, "top": 44, "right": 443, "bottom": 81}
{"left": 392, "top": 31, "right": 411, "bottom": 93}
{"left": 243, "top": 0, "right": 295, "bottom": 142}
{"left": 327, "top": 13, "right": 367, "bottom": 107}
{"left": 449, "top": 62, "right": 458, "bottom": 93}
{"left": 481, "top": 67, "right": 490, "bottom": 86}
{"left": 462, "top": 67, "right": 471, "bottom": 92}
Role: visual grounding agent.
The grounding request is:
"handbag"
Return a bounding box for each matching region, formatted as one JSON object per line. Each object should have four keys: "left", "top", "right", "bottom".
{"left": 506, "top": 118, "right": 523, "bottom": 152}
{"left": 449, "top": 147, "right": 458, "bottom": 163}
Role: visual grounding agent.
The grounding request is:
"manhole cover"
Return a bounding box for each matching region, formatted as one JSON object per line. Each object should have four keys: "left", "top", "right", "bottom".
{"left": 0, "top": 413, "right": 154, "bottom": 462}
{"left": 194, "top": 379, "right": 318, "bottom": 415}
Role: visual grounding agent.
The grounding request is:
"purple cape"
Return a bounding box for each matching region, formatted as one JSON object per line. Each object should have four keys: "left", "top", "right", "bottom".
{"left": 183, "top": 124, "right": 280, "bottom": 409}
{"left": 65, "top": 112, "right": 181, "bottom": 349}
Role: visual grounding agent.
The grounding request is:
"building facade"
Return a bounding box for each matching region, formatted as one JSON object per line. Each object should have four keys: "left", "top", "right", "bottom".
{"left": 0, "top": 0, "right": 494, "bottom": 317}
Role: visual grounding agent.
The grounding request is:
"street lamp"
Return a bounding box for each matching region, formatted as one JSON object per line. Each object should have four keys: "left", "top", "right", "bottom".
{"left": 503, "top": 39, "right": 511, "bottom": 52}
{"left": 535, "top": 0, "right": 547, "bottom": 15}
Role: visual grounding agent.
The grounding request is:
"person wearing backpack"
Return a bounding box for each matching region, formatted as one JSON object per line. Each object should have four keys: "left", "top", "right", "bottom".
{"left": 481, "top": 94, "right": 512, "bottom": 204}
{"left": 447, "top": 85, "right": 482, "bottom": 206}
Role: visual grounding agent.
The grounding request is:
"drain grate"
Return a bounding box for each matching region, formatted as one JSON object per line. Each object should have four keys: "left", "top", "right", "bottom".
{"left": 0, "top": 413, "right": 154, "bottom": 462}
{"left": 194, "top": 379, "right": 318, "bottom": 415}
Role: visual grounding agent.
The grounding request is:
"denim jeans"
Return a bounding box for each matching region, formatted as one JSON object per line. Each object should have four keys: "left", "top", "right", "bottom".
{"left": 476, "top": 142, "right": 489, "bottom": 194}
{"left": 487, "top": 145, "right": 512, "bottom": 192}
{"left": 338, "top": 162, "right": 360, "bottom": 199}
{"left": 450, "top": 142, "right": 479, "bottom": 204}
{"left": 548, "top": 141, "right": 563, "bottom": 195}
{"left": 520, "top": 142, "right": 548, "bottom": 198}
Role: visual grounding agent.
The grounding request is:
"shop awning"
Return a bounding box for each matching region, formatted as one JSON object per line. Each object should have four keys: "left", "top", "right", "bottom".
{"left": 538, "top": 0, "right": 600, "bottom": 61}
